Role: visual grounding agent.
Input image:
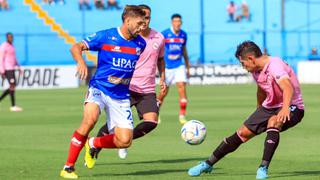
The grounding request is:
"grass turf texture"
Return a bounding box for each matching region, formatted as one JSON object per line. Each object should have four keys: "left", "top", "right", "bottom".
{"left": 0, "top": 84, "right": 319, "bottom": 180}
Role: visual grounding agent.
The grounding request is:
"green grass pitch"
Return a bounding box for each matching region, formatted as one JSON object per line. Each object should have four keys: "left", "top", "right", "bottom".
{"left": 0, "top": 84, "right": 319, "bottom": 180}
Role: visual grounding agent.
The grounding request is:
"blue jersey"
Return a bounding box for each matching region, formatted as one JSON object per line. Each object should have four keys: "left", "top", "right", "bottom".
{"left": 82, "top": 28, "right": 146, "bottom": 99}
{"left": 162, "top": 28, "right": 187, "bottom": 69}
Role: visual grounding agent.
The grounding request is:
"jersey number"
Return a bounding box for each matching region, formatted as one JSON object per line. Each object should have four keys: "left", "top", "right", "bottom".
{"left": 126, "top": 110, "right": 133, "bottom": 121}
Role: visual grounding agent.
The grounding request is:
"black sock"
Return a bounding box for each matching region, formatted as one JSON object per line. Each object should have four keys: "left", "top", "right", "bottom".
{"left": 206, "top": 132, "right": 244, "bottom": 166}
{"left": 260, "top": 128, "right": 280, "bottom": 168}
{"left": 9, "top": 90, "right": 15, "bottom": 107}
{"left": 133, "top": 121, "right": 157, "bottom": 140}
{"left": 0, "top": 89, "right": 10, "bottom": 101}
{"left": 95, "top": 125, "right": 109, "bottom": 154}
{"left": 97, "top": 124, "right": 109, "bottom": 137}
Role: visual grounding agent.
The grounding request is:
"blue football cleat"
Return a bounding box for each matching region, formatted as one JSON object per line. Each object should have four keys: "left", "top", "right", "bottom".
{"left": 256, "top": 166, "right": 268, "bottom": 179}
{"left": 188, "top": 161, "right": 213, "bottom": 176}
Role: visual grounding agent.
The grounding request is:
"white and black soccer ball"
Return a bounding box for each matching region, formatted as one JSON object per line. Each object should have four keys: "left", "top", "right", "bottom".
{"left": 181, "top": 120, "right": 207, "bottom": 145}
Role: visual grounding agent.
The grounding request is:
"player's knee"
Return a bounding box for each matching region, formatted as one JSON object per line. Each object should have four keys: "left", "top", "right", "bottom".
{"left": 267, "top": 116, "right": 283, "bottom": 129}
{"left": 115, "top": 137, "right": 132, "bottom": 148}
{"left": 237, "top": 127, "right": 254, "bottom": 142}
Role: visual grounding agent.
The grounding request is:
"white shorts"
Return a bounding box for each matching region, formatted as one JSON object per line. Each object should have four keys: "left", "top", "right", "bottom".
{"left": 84, "top": 87, "right": 134, "bottom": 133}
{"left": 165, "top": 65, "right": 187, "bottom": 86}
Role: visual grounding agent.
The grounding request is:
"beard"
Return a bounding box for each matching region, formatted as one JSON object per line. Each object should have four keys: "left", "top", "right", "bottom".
{"left": 128, "top": 29, "right": 138, "bottom": 39}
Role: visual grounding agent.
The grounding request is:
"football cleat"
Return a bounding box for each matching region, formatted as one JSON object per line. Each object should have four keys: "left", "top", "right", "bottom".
{"left": 188, "top": 161, "right": 213, "bottom": 176}
{"left": 60, "top": 166, "right": 78, "bottom": 179}
{"left": 10, "top": 106, "right": 23, "bottom": 112}
{"left": 84, "top": 140, "right": 97, "bottom": 169}
{"left": 179, "top": 115, "right": 187, "bottom": 125}
{"left": 118, "top": 148, "right": 128, "bottom": 159}
{"left": 256, "top": 166, "right": 268, "bottom": 179}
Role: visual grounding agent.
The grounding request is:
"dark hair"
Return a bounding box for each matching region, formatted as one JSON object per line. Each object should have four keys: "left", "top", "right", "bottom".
{"left": 139, "top": 4, "right": 151, "bottom": 13}
{"left": 6, "top": 32, "right": 13, "bottom": 37}
{"left": 122, "top": 5, "right": 146, "bottom": 22}
{"left": 171, "top": 13, "right": 182, "bottom": 20}
{"left": 235, "top": 41, "right": 263, "bottom": 59}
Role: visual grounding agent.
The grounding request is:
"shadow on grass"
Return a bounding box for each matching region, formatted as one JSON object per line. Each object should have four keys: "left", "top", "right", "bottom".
{"left": 96, "top": 157, "right": 208, "bottom": 166}
{"left": 92, "top": 168, "right": 224, "bottom": 177}
{"left": 92, "top": 169, "right": 186, "bottom": 177}
{"left": 272, "top": 170, "right": 320, "bottom": 178}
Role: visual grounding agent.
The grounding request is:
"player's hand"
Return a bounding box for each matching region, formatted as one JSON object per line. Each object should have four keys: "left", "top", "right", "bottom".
{"left": 159, "top": 79, "right": 167, "bottom": 94}
{"left": 186, "top": 68, "right": 190, "bottom": 79}
{"left": 276, "top": 107, "right": 291, "bottom": 123}
{"left": 76, "top": 61, "right": 88, "bottom": 80}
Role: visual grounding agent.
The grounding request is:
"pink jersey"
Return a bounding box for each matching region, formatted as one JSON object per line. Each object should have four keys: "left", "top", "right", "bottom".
{"left": 253, "top": 57, "right": 304, "bottom": 109}
{"left": 129, "top": 29, "right": 165, "bottom": 93}
{"left": 0, "top": 42, "right": 18, "bottom": 74}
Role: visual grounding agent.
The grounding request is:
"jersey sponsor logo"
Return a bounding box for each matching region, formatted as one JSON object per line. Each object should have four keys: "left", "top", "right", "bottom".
{"left": 92, "top": 89, "right": 101, "bottom": 97}
{"left": 107, "top": 36, "right": 117, "bottom": 41}
{"left": 136, "top": 47, "right": 142, "bottom": 55}
{"left": 102, "top": 44, "right": 141, "bottom": 55}
{"left": 108, "top": 75, "right": 131, "bottom": 85}
{"left": 153, "top": 42, "right": 159, "bottom": 50}
{"left": 112, "top": 57, "right": 136, "bottom": 69}
{"left": 289, "top": 105, "right": 297, "bottom": 112}
{"left": 169, "top": 44, "right": 182, "bottom": 51}
{"left": 168, "top": 54, "right": 181, "bottom": 60}
{"left": 165, "top": 38, "right": 185, "bottom": 43}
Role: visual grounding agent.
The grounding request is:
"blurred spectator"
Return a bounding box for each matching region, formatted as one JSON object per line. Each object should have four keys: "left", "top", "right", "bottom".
{"left": 79, "top": 0, "right": 91, "bottom": 10}
{"left": 0, "top": 0, "right": 10, "bottom": 11}
{"left": 236, "top": 1, "right": 250, "bottom": 22}
{"left": 41, "top": 0, "right": 49, "bottom": 4}
{"left": 54, "top": 0, "right": 65, "bottom": 5}
{"left": 226, "top": 1, "right": 237, "bottom": 22}
{"left": 308, "top": 47, "right": 320, "bottom": 60}
{"left": 106, "top": 0, "right": 121, "bottom": 10}
{"left": 94, "top": 0, "right": 105, "bottom": 10}
{"left": 42, "top": 0, "right": 65, "bottom": 5}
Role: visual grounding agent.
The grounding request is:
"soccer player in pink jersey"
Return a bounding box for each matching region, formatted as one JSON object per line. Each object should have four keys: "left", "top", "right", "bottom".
{"left": 0, "top": 33, "right": 23, "bottom": 112}
{"left": 84, "top": 4, "right": 167, "bottom": 167}
{"left": 188, "top": 41, "right": 305, "bottom": 179}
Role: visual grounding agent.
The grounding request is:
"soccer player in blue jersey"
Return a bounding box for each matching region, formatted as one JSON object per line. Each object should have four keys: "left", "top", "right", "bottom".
{"left": 60, "top": 5, "right": 146, "bottom": 179}
{"left": 157, "top": 14, "right": 190, "bottom": 124}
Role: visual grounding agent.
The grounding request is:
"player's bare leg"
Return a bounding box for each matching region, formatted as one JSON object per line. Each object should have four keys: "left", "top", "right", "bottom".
{"left": 61, "top": 102, "right": 100, "bottom": 178}
{"left": 177, "top": 82, "right": 187, "bottom": 124}
{"left": 157, "top": 87, "right": 169, "bottom": 123}
{"left": 157, "top": 86, "right": 169, "bottom": 107}
{"left": 118, "top": 112, "right": 158, "bottom": 158}
{"left": 257, "top": 115, "right": 283, "bottom": 179}
{"left": 94, "top": 112, "right": 158, "bottom": 160}
{"left": 188, "top": 125, "right": 256, "bottom": 176}
{"left": 85, "top": 126, "right": 133, "bottom": 168}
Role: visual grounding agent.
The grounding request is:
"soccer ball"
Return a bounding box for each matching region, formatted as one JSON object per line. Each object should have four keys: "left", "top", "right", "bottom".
{"left": 181, "top": 120, "right": 207, "bottom": 145}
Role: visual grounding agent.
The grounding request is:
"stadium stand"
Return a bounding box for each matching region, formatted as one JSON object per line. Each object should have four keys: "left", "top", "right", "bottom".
{"left": 0, "top": 0, "right": 319, "bottom": 68}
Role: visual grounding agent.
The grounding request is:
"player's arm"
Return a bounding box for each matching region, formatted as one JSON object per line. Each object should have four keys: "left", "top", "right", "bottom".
{"left": 157, "top": 56, "right": 167, "bottom": 93}
{"left": 70, "top": 42, "right": 89, "bottom": 80}
{"left": 276, "top": 77, "right": 294, "bottom": 123}
{"left": 256, "top": 86, "right": 266, "bottom": 108}
{"left": 182, "top": 46, "right": 190, "bottom": 78}
{"left": 0, "top": 47, "right": 5, "bottom": 75}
